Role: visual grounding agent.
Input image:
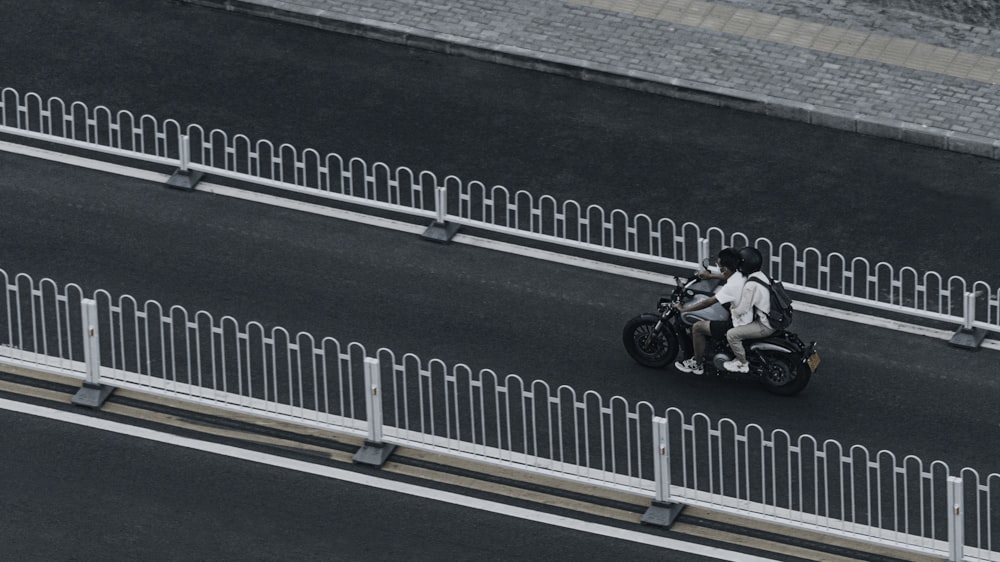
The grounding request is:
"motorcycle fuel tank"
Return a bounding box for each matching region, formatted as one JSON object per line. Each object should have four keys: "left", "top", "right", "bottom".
{"left": 680, "top": 294, "right": 730, "bottom": 324}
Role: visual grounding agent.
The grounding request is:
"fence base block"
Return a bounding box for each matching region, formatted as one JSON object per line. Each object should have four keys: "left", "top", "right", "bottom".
{"left": 165, "top": 169, "right": 205, "bottom": 191}
{"left": 71, "top": 382, "right": 115, "bottom": 408}
{"left": 420, "top": 221, "right": 460, "bottom": 243}
{"left": 949, "top": 327, "right": 986, "bottom": 349}
{"left": 353, "top": 441, "right": 397, "bottom": 467}
{"left": 640, "top": 501, "right": 685, "bottom": 528}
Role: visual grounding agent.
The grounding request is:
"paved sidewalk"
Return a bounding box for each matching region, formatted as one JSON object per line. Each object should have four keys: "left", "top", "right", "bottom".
{"left": 190, "top": 0, "right": 1000, "bottom": 158}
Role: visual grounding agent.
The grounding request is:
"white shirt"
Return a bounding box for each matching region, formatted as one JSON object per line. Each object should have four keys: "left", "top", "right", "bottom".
{"left": 714, "top": 271, "right": 745, "bottom": 307}
{"left": 731, "top": 271, "right": 772, "bottom": 328}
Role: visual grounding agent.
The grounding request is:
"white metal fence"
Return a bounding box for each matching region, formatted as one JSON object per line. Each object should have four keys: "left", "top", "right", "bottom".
{"left": 2, "top": 87, "right": 998, "bottom": 340}
{"left": 1, "top": 268, "right": 996, "bottom": 560}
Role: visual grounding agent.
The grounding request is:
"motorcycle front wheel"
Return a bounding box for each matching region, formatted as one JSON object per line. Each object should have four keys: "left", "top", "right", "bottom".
{"left": 758, "top": 352, "right": 811, "bottom": 396}
{"left": 622, "top": 315, "right": 679, "bottom": 368}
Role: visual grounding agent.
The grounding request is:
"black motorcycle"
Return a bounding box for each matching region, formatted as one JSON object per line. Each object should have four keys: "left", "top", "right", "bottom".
{"left": 622, "top": 269, "right": 819, "bottom": 395}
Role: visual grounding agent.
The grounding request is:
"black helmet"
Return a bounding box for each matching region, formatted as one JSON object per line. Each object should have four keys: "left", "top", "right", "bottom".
{"left": 737, "top": 247, "right": 763, "bottom": 275}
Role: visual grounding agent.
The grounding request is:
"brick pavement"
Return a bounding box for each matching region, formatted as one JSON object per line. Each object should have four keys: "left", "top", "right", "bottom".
{"left": 186, "top": 0, "right": 1000, "bottom": 159}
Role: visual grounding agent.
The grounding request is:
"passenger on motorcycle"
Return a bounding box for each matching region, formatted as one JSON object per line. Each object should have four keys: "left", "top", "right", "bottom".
{"left": 723, "top": 247, "right": 775, "bottom": 373}
{"left": 672, "top": 247, "right": 744, "bottom": 375}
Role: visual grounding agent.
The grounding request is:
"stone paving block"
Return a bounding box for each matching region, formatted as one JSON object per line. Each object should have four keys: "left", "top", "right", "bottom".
{"left": 903, "top": 43, "right": 939, "bottom": 73}
{"left": 785, "top": 21, "right": 822, "bottom": 48}
{"left": 899, "top": 122, "right": 948, "bottom": 150}
{"left": 809, "top": 26, "right": 842, "bottom": 51}
{"left": 950, "top": 50, "right": 980, "bottom": 71}
{"left": 764, "top": 99, "right": 815, "bottom": 122}
{"left": 855, "top": 34, "right": 892, "bottom": 61}
{"left": 657, "top": 3, "right": 685, "bottom": 21}
{"left": 830, "top": 30, "right": 868, "bottom": 57}
{"left": 881, "top": 38, "right": 917, "bottom": 65}
{"left": 678, "top": 11, "right": 708, "bottom": 27}
{"left": 684, "top": 0, "right": 711, "bottom": 15}
{"left": 966, "top": 67, "right": 995, "bottom": 83}
{"left": 837, "top": 29, "right": 869, "bottom": 46}
{"left": 744, "top": 13, "right": 780, "bottom": 39}
{"left": 721, "top": 16, "right": 751, "bottom": 35}
{"left": 727, "top": 8, "right": 753, "bottom": 23}
{"left": 700, "top": 14, "right": 731, "bottom": 31}
{"left": 971, "top": 56, "right": 1000, "bottom": 73}
{"left": 786, "top": 30, "right": 817, "bottom": 49}
{"left": 633, "top": 4, "right": 662, "bottom": 18}
{"left": 856, "top": 114, "right": 905, "bottom": 140}
{"left": 809, "top": 106, "right": 858, "bottom": 133}
{"left": 923, "top": 47, "right": 959, "bottom": 74}
{"left": 616, "top": 0, "right": 641, "bottom": 11}
{"left": 797, "top": 21, "right": 825, "bottom": 35}
{"left": 716, "top": 93, "right": 768, "bottom": 115}
{"left": 946, "top": 131, "right": 995, "bottom": 158}
{"left": 707, "top": 3, "right": 736, "bottom": 20}
{"left": 766, "top": 17, "right": 801, "bottom": 43}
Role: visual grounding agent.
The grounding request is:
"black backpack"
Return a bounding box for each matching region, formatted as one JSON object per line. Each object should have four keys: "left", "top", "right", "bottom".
{"left": 748, "top": 275, "right": 793, "bottom": 330}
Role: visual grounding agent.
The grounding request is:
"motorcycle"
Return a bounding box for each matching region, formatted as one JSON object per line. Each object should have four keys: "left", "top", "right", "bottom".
{"left": 622, "top": 266, "right": 820, "bottom": 395}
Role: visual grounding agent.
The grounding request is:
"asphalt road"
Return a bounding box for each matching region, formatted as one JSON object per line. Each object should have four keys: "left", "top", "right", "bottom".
{"left": 0, "top": 405, "right": 719, "bottom": 562}
{"left": 2, "top": 0, "right": 999, "bottom": 522}
{"left": 2, "top": 151, "right": 998, "bottom": 482}
{"left": 1, "top": 0, "right": 1000, "bottom": 283}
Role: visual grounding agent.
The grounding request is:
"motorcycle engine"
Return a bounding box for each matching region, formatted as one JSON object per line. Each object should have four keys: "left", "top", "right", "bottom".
{"left": 711, "top": 352, "right": 733, "bottom": 372}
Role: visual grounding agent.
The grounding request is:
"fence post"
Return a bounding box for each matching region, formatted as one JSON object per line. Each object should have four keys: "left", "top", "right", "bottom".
{"left": 641, "top": 416, "right": 684, "bottom": 527}
{"left": 71, "top": 298, "right": 114, "bottom": 408}
{"left": 949, "top": 291, "right": 985, "bottom": 349}
{"left": 696, "top": 238, "right": 710, "bottom": 267}
{"left": 947, "top": 476, "right": 965, "bottom": 561}
{"left": 353, "top": 356, "right": 396, "bottom": 466}
{"left": 420, "top": 184, "right": 460, "bottom": 243}
{"left": 165, "top": 133, "right": 204, "bottom": 191}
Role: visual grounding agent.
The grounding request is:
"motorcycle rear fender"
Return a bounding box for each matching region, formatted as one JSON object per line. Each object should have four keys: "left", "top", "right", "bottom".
{"left": 749, "top": 336, "right": 816, "bottom": 361}
{"left": 749, "top": 342, "right": 794, "bottom": 354}
{"left": 748, "top": 334, "right": 806, "bottom": 355}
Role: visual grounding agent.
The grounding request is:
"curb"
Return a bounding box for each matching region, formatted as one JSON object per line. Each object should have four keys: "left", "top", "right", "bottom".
{"left": 188, "top": 0, "right": 998, "bottom": 160}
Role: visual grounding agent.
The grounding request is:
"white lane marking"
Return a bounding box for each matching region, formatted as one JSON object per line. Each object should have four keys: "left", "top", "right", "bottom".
{"left": 0, "top": 139, "right": 170, "bottom": 183}
{"left": 2, "top": 140, "right": 997, "bottom": 352}
{"left": 0, "top": 397, "right": 778, "bottom": 562}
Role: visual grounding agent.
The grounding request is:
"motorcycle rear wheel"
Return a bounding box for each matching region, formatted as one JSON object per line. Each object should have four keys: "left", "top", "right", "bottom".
{"left": 622, "top": 316, "right": 679, "bottom": 368}
{"left": 758, "top": 352, "right": 811, "bottom": 396}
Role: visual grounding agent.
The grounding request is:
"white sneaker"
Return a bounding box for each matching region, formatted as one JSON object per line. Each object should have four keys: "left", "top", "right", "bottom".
{"left": 674, "top": 358, "right": 703, "bottom": 375}
{"left": 723, "top": 358, "right": 749, "bottom": 373}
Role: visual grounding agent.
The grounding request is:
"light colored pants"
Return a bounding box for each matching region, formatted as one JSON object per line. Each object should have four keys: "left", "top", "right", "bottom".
{"left": 726, "top": 322, "right": 774, "bottom": 362}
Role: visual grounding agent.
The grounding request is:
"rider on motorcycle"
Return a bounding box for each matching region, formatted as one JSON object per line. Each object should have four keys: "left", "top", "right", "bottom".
{"left": 671, "top": 247, "right": 743, "bottom": 375}
{"left": 622, "top": 246, "right": 819, "bottom": 395}
{"left": 723, "top": 247, "right": 775, "bottom": 373}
